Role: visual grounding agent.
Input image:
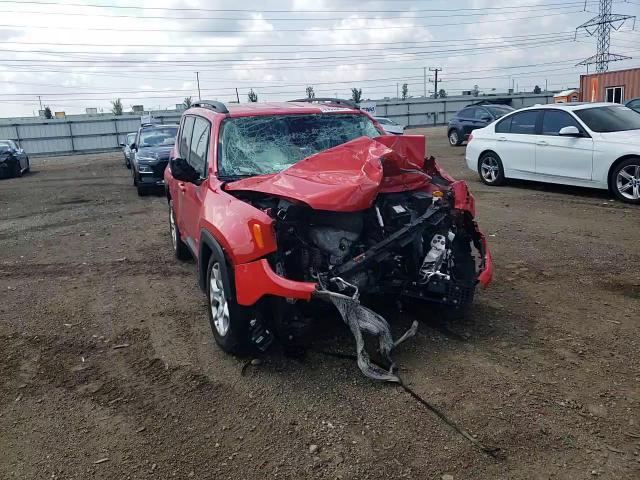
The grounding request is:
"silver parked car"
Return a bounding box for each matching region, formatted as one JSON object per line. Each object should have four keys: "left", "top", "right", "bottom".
{"left": 120, "top": 132, "right": 137, "bottom": 169}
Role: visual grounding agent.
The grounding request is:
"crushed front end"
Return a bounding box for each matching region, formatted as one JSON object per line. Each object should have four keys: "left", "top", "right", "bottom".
{"left": 226, "top": 135, "right": 492, "bottom": 379}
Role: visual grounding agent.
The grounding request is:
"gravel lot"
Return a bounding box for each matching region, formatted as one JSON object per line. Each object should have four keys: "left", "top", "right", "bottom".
{"left": 1, "top": 127, "right": 639, "bottom": 479}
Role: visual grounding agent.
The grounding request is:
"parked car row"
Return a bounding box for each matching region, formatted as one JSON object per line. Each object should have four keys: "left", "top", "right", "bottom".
{"left": 462, "top": 102, "right": 640, "bottom": 204}
{"left": 120, "top": 124, "right": 179, "bottom": 196}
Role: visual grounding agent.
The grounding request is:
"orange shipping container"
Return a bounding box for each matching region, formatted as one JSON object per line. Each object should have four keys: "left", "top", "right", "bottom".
{"left": 580, "top": 67, "right": 640, "bottom": 103}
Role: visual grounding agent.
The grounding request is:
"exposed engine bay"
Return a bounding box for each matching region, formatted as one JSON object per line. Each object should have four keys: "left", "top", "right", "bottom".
{"left": 223, "top": 136, "right": 492, "bottom": 381}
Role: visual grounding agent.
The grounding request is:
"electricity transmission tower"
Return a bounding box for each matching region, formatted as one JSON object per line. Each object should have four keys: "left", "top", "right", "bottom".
{"left": 575, "top": 0, "right": 635, "bottom": 72}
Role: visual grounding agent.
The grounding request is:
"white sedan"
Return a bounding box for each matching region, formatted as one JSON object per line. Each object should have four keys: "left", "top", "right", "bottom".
{"left": 374, "top": 117, "right": 405, "bottom": 135}
{"left": 465, "top": 103, "right": 640, "bottom": 204}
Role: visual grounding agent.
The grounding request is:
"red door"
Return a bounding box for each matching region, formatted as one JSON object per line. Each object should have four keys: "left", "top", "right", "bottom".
{"left": 178, "top": 116, "right": 212, "bottom": 255}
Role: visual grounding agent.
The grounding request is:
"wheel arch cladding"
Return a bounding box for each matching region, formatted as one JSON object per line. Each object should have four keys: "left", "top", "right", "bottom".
{"left": 607, "top": 155, "right": 640, "bottom": 191}
{"left": 198, "top": 230, "right": 228, "bottom": 293}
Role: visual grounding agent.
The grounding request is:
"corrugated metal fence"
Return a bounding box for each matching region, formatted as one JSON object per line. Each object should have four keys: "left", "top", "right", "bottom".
{"left": 0, "top": 112, "right": 181, "bottom": 157}
{"left": 0, "top": 93, "right": 555, "bottom": 157}
{"left": 376, "top": 93, "right": 555, "bottom": 127}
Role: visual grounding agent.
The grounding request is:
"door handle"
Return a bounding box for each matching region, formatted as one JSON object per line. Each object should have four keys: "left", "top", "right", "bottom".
{"left": 537, "top": 141, "right": 548, "bottom": 146}
{"left": 178, "top": 182, "right": 186, "bottom": 192}
{"left": 497, "top": 136, "right": 507, "bottom": 142}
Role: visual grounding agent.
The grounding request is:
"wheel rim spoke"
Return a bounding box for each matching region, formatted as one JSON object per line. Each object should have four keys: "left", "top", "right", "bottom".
{"left": 210, "top": 264, "right": 229, "bottom": 336}
{"left": 617, "top": 165, "right": 640, "bottom": 200}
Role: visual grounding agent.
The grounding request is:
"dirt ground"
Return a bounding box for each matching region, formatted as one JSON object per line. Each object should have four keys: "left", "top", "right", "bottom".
{"left": 1, "top": 127, "right": 639, "bottom": 480}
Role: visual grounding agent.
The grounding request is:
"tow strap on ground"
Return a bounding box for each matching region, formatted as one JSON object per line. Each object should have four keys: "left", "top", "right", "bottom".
{"left": 315, "top": 289, "right": 418, "bottom": 382}
{"left": 314, "top": 347, "right": 502, "bottom": 459}
{"left": 311, "top": 288, "right": 502, "bottom": 459}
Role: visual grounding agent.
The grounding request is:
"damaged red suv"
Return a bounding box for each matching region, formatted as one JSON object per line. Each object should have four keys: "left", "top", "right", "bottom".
{"left": 165, "top": 99, "right": 492, "bottom": 369}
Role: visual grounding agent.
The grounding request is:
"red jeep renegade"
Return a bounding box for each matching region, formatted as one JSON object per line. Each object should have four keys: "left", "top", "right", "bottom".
{"left": 165, "top": 99, "right": 493, "bottom": 356}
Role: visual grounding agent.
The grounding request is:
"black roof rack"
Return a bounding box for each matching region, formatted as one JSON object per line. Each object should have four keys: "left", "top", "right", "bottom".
{"left": 288, "top": 97, "right": 359, "bottom": 109}
{"left": 192, "top": 100, "right": 229, "bottom": 114}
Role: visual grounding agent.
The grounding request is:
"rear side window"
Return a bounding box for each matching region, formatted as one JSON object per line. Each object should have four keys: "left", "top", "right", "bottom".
{"left": 495, "top": 116, "right": 512, "bottom": 133}
{"left": 509, "top": 111, "right": 538, "bottom": 134}
{"left": 189, "top": 117, "right": 210, "bottom": 177}
{"left": 541, "top": 110, "right": 582, "bottom": 136}
{"left": 179, "top": 116, "right": 195, "bottom": 160}
{"left": 474, "top": 108, "right": 491, "bottom": 120}
{"left": 458, "top": 107, "right": 474, "bottom": 118}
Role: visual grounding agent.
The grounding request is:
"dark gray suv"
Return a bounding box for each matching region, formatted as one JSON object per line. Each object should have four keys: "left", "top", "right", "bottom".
{"left": 447, "top": 104, "right": 514, "bottom": 146}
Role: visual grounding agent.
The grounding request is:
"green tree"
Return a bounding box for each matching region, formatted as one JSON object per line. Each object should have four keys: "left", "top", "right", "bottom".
{"left": 306, "top": 86, "right": 315, "bottom": 99}
{"left": 351, "top": 88, "right": 362, "bottom": 103}
{"left": 533, "top": 85, "right": 542, "bottom": 94}
{"left": 43, "top": 106, "right": 53, "bottom": 119}
{"left": 183, "top": 96, "right": 193, "bottom": 108}
{"left": 247, "top": 89, "right": 258, "bottom": 102}
{"left": 401, "top": 83, "right": 408, "bottom": 100}
{"left": 111, "top": 98, "right": 123, "bottom": 116}
{"left": 438, "top": 88, "right": 447, "bottom": 98}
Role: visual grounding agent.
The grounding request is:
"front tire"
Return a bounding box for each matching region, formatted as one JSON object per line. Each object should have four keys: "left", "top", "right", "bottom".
{"left": 24, "top": 157, "right": 30, "bottom": 173}
{"left": 478, "top": 152, "right": 506, "bottom": 186}
{"left": 137, "top": 185, "right": 148, "bottom": 196}
{"left": 168, "top": 200, "right": 190, "bottom": 260}
{"left": 611, "top": 158, "right": 640, "bottom": 204}
{"left": 206, "top": 254, "right": 251, "bottom": 355}
{"left": 448, "top": 129, "right": 462, "bottom": 146}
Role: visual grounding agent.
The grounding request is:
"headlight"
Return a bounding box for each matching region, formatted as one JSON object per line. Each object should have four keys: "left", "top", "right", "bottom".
{"left": 138, "top": 164, "right": 153, "bottom": 173}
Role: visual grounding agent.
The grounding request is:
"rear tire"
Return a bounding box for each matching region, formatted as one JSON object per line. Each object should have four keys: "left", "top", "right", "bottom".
{"left": 478, "top": 152, "right": 506, "bottom": 186}
{"left": 610, "top": 157, "right": 640, "bottom": 204}
{"left": 168, "top": 200, "right": 190, "bottom": 260}
{"left": 448, "top": 129, "right": 462, "bottom": 146}
{"left": 206, "top": 254, "right": 252, "bottom": 355}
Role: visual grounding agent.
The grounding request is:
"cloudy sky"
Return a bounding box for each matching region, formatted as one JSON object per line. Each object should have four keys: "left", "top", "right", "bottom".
{"left": 0, "top": 0, "right": 638, "bottom": 117}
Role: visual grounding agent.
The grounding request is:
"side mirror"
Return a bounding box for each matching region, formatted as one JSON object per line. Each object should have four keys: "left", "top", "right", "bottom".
{"left": 170, "top": 157, "right": 199, "bottom": 183}
{"left": 119, "top": 142, "right": 125, "bottom": 147}
{"left": 558, "top": 126, "right": 581, "bottom": 137}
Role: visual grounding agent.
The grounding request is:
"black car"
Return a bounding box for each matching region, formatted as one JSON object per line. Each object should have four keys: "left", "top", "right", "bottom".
{"left": 130, "top": 124, "right": 178, "bottom": 196}
{"left": 447, "top": 104, "right": 515, "bottom": 146}
{"left": 0, "top": 140, "right": 30, "bottom": 178}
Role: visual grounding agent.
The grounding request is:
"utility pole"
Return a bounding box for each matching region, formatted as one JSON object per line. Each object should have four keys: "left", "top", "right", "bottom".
{"left": 195, "top": 72, "right": 201, "bottom": 100}
{"left": 396, "top": 83, "right": 399, "bottom": 99}
{"left": 235, "top": 88, "right": 240, "bottom": 103}
{"left": 428, "top": 67, "right": 442, "bottom": 98}
{"left": 423, "top": 67, "right": 427, "bottom": 98}
{"left": 37, "top": 95, "right": 42, "bottom": 110}
{"left": 545, "top": 79, "right": 548, "bottom": 92}
{"left": 576, "top": 0, "right": 635, "bottom": 72}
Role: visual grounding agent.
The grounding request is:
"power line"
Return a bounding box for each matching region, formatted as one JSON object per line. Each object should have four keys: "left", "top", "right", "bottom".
{"left": 0, "top": 10, "right": 591, "bottom": 33}
{"left": 0, "top": 0, "right": 601, "bottom": 13}
{"left": 0, "top": 3, "right": 597, "bottom": 21}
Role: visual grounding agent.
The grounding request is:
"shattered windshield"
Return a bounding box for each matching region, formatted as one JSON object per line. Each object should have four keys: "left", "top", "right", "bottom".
{"left": 218, "top": 113, "right": 380, "bottom": 177}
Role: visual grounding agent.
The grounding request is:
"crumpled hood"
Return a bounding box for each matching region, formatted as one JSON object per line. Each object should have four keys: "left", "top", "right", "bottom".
{"left": 224, "top": 135, "right": 431, "bottom": 212}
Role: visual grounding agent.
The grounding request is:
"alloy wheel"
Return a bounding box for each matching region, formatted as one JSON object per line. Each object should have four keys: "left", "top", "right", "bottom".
{"left": 209, "top": 263, "right": 230, "bottom": 337}
{"left": 616, "top": 164, "right": 640, "bottom": 200}
{"left": 449, "top": 131, "right": 458, "bottom": 146}
{"left": 480, "top": 156, "right": 500, "bottom": 183}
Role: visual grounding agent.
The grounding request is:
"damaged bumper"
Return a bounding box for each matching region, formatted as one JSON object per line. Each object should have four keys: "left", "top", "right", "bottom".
{"left": 235, "top": 259, "right": 316, "bottom": 306}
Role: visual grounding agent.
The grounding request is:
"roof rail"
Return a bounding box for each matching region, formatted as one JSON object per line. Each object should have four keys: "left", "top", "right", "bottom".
{"left": 192, "top": 100, "right": 229, "bottom": 114}
{"left": 288, "top": 97, "right": 359, "bottom": 109}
